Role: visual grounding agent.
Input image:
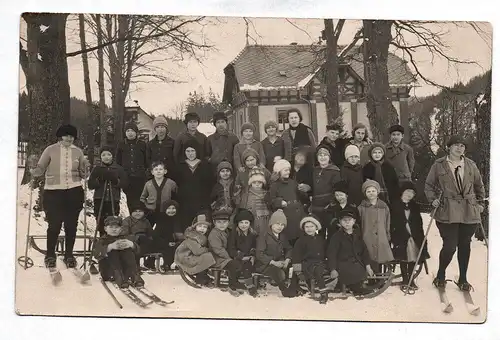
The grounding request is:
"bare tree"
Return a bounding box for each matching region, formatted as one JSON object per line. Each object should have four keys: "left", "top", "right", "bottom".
{"left": 95, "top": 14, "right": 107, "bottom": 148}
{"left": 78, "top": 14, "right": 95, "bottom": 165}
{"left": 323, "top": 19, "right": 344, "bottom": 124}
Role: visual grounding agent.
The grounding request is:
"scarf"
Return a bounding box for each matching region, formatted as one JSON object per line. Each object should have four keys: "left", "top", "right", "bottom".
{"left": 289, "top": 123, "right": 311, "bottom": 148}
{"left": 372, "top": 160, "right": 388, "bottom": 200}
{"left": 186, "top": 159, "right": 201, "bottom": 173}
{"left": 247, "top": 187, "right": 269, "bottom": 217}
{"left": 220, "top": 178, "right": 233, "bottom": 208}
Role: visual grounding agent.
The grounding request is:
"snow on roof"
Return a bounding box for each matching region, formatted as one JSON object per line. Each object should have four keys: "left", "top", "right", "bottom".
{"left": 297, "top": 67, "right": 322, "bottom": 89}
{"left": 239, "top": 83, "right": 300, "bottom": 91}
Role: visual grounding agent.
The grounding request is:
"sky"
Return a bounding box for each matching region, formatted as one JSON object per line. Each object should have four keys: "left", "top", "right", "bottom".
{"left": 19, "top": 17, "right": 492, "bottom": 118}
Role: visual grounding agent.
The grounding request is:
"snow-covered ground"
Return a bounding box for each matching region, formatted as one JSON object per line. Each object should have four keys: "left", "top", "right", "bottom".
{"left": 14, "top": 171, "right": 488, "bottom": 322}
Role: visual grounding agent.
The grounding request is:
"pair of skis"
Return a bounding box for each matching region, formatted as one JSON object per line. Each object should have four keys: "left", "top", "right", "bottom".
{"left": 100, "top": 278, "right": 174, "bottom": 309}
{"left": 49, "top": 266, "right": 91, "bottom": 285}
{"left": 435, "top": 275, "right": 480, "bottom": 316}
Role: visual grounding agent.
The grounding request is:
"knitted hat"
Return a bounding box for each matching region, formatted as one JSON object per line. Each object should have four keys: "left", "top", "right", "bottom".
{"left": 326, "top": 123, "right": 342, "bottom": 132}
{"left": 164, "top": 199, "right": 179, "bottom": 211}
{"left": 369, "top": 142, "right": 386, "bottom": 160}
{"left": 338, "top": 207, "right": 357, "bottom": 220}
{"left": 389, "top": 124, "right": 404, "bottom": 134}
{"left": 100, "top": 145, "right": 114, "bottom": 156}
{"left": 362, "top": 179, "right": 381, "bottom": 194}
{"left": 217, "top": 160, "right": 233, "bottom": 174}
{"left": 192, "top": 213, "right": 211, "bottom": 229}
{"left": 183, "top": 139, "right": 201, "bottom": 157}
{"left": 104, "top": 216, "right": 122, "bottom": 226}
{"left": 399, "top": 181, "right": 417, "bottom": 195}
{"left": 344, "top": 144, "right": 360, "bottom": 160}
{"left": 300, "top": 215, "right": 322, "bottom": 231}
{"left": 273, "top": 159, "right": 291, "bottom": 174}
{"left": 234, "top": 208, "right": 255, "bottom": 225}
{"left": 264, "top": 120, "right": 279, "bottom": 132}
{"left": 131, "top": 201, "right": 147, "bottom": 213}
{"left": 212, "top": 209, "right": 231, "bottom": 221}
{"left": 333, "top": 180, "right": 349, "bottom": 195}
{"left": 184, "top": 112, "right": 200, "bottom": 125}
{"left": 447, "top": 135, "right": 467, "bottom": 148}
{"left": 269, "top": 209, "right": 287, "bottom": 227}
{"left": 248, "top": 166, "right": 267, "bottom": 186}
{"left": 212, "top": 111, "right": 227, "bottom": 125}
{"left": 242, "top": 148, "right": 259, "bottom": 163}
{"left": 153, "top": 116, "right": 168, "bottom": 130}
{"left": 56, "top": 124, "right": 78, "bottom": 139}
{"left": 124, "top": 122, "right": 139, "bottom": 133}
{"left": 241, "top": 122, "right": 256, "bottom": 134}
{"left": 316, "top": 145, "right": 331, "bottom": 158}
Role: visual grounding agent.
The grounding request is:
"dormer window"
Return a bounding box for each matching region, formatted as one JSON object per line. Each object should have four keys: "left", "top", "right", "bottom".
{"left": 279, "top": 71, "right": 287, "bottom": 77}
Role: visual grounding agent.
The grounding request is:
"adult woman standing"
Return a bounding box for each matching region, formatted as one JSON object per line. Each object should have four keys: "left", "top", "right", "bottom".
{"left": 282, "top": 109, "right": 316, "bottom": 163}
{"left": 346, "top": 123, "right": 372, "bottom": 166}
{"left": 425, "top": 136, "right": 486, "bottom": 291}
{"left": 174, "top": 139, "right": 214, "bottom": 230}
{"left": 30, "top": 124, "right": 88, "bottom": 269}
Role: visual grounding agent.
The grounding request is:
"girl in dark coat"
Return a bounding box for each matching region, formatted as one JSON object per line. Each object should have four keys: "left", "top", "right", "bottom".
{"left": 292, "top": 215, "right": 329, "bottom": 304}
{"left": 290, "top": 147, "right": 313, "bottom": 212}
{"left": 269, "top": 159, "right": 306, "bottom": 245}
{"left": 362, "top": 143, "right": 400, "bottom": 205}
{"left": 311, "top": 145, "right": 342, "bottom": 240}
{"left": 391, "top": 181, "right": 429, "bottom": 290}
{"left": 210, "top": 161, "right": 237, "bottom": 216}
{"left": 174, "top": 140, "right": 214, "bottom": 230}
{"left": 325, "top": 180, "right": 360, "bottom": 244}
{"left": 327, "top": 208, "right": 374, "bottom": 296}
{"left": 341, "top": 144, "right": 364, "bottom": 206}
{"left": 152, "top": 200, "right": 183, "bottom": 271}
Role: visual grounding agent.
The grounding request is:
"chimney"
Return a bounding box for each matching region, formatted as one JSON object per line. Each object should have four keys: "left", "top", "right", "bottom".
{"left": 290, "top": 42, "right": 298, "bottom": 45}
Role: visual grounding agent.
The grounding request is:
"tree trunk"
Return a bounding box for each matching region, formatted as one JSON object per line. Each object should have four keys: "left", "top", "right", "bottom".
{"left": 79, "top": 14, "right": 95, "bottom": 166}
{"left": 96, "top": 14, "right": 107, "bottom": 149}
{"left": 114, "top": 15, "right": 128, "bottom": 143}
{"left": 21, "top": 13, "right": 70, "bottom": 185}
{"left": 323, "top": 19, "right": 341, "bottom": 124}
{"left": 362, "top": 20, "right": 398, "bottom": 142}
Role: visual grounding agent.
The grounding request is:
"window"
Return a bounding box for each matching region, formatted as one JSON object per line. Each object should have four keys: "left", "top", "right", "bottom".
{"left": 277, "top": 109, "right": 290, "bottom": 133}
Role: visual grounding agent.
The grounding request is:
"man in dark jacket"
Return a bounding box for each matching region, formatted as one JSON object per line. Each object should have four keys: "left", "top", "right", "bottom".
{"left": 116, "top": 122, "right": 148, "bottom": 214}
{"left": 146, "top": 115, "right": 175, "bottom": 173}
{"left": 173, "top": 112, "right": 210, "bottom": 165}
{"left": 207, "top": 111, "right": 239, "bottom": 173}
{"left": 317, "top": 123, "right": 350, "bottom": 168}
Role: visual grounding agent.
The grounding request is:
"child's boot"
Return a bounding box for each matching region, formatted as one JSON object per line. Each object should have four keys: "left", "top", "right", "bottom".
{"left": 114, "top": 270, "right": 129, "bottom": 289}
{"left": 132, "top": 274, "right": 145, "bottom": 288}
{"left": 319, "top": 292, "right": 328, "bottom": 304}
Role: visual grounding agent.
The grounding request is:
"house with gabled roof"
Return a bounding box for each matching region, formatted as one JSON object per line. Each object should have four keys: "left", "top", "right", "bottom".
{"left": 222, "top": 43, "right": 416, "bottom": 141}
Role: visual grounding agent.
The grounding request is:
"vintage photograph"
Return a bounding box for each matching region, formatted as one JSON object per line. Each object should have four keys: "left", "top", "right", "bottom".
{"left": 15, "top": 14, "right": 491, "bottom": 322}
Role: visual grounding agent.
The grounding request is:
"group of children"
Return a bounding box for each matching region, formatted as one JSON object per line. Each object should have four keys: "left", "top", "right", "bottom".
{"left": 89, "top": 112, "right": 428, "bottom": 302}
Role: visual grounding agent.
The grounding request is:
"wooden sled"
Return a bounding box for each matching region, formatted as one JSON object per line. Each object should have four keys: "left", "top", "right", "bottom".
{"left": 29, "top": 235, "right": 94, "bottom": 257}
{"left": 385, "top": 260, "right": 428, "bottom": 286}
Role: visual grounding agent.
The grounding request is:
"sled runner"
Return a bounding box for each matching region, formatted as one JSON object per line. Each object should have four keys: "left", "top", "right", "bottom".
{"left": 178, "top": 267, "right": 230, "bottom": 289}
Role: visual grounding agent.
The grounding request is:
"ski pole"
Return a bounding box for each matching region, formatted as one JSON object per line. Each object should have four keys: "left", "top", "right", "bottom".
{"left": 478, "top": 220, "right": 489, "bottom": 248}
{"left": 80, "top": 165, "right": 91, "bottom": 282}
{"left": 86, "top": 180, "right": 107, "bottom": 269}
{"left": 18, "top": 177, "right": 35, "bottom": 270}
{"left": 99, "top": 277, "right": 123, "bottom": 309}
{"left": 403, "top": 192, "right": 443, "bottom": 296}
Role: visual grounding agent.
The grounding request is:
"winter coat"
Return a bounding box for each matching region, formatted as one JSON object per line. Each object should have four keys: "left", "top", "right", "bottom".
{"left": 153, "top": 212, "right": 182, "bottom": 242}
{"left": 146, "top": 135, "right": 175, "bottom": 170}
{"left": 255, "top": 229, "right": 292, "bottom": 273}
{"left": 346, "top": 139, "right": 372, "bottom": 166}
{"left": 340, "top": 161, "right": 364, "bottom": 206}
{"left": 207, "top": 130, "right": 240, "bottom": 168}
{"left": 390, "top": 200, "right": 429, "bottom": 262}
{"left": 261, "top": 136, "right": 285, "bottom": 172}
{"left": 326, "top": 202, "right": 360, "bottom": 231}
{"left": 122, "top": 216, "right": 153, "bottom": 245}
{"left": 88, "top": 162, "right": 129, "bottom": 202}
{"left": 174, "top": 131, "right": 209, "bottom": 164}
{"left": 227, "top": 228, "right": 257, "bottom": 260}
{"left": 208, "top": 227, "right": 232, "bottom": 270}
{"left": 291, "top": 164, "right": 313, "bottom": 208}
{"left": 174, "top": 227, "right": 216, "bottom": 275}
{"left": 140, "top": 178, "right": 178, "bottom": 212}
{"left": 358, "top": 199, "right": 394, "bottom": 264}
{"left": 327, "top": 228, "right": 371, "bottom": 285}
{"left": 174, "top": 160, "right": 214, "bottom": 229}
{"left": 425, "top": 156, "right": 486, "bottom": 225}
{"left": 210, "top": 179, "right": 237, "bottom": 214}
{"left": 282, "top": 125, "right": 317, "bottom": 162}
{"left": 92, "top": 234, "right": 137, "bottom": 261}
{"left": 233, "top": 140, "right": 266, "bottom": 170}
{"left": 269, "top": 178, "right": 306, "bottom": 241}
{"left": 292, "top": 233, "right": 326, "bottom": 278}
{"left": 116, "top": 138, "right": 148, "bottom": 178}
{"left": 311, "top": 164, "right": 342, "bottom": 213}
{"left": 385, "top": 141, "right": 415, "bottom": 182}
{"left": 362, "top": 161, "right": 400, "bottom": 204}
{"left": 318, "top": 137, "right": 349, "bottom": 168}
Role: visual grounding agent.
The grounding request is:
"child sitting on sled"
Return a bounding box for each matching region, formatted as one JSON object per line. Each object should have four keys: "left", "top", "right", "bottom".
{"left": 122, "top": 202, "right": 154, "bottom": 269}
{"left": 255, "top": 209, "right": 298, "bottom": 298}
{"left": 92, "top": 216, "right": 144, "bottom": 288}
{"left": 174, "top": 213, "right": 216, "bottom": 287}
{"left": 327, "top": 208, "right": 374, "bottom": 296}
{"left": 227, "top": 208, "right": 258, "bottom": 296}
{"left": 292, "top": 214, "right": 329, "bottom": 304}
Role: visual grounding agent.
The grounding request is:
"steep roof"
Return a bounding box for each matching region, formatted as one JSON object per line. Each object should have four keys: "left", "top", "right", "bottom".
{"left": 224, "top": 44, "right": 415, "bottom": 91}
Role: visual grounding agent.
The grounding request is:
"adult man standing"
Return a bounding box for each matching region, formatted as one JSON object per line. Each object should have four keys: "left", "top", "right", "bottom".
{"left": 207, "top": 111, "right": 239, "bottom": 173}
{"left": 173, "top": 112, "right": 210, "bottom": 164}
{"left": 146, "top": 115, "right": 175, "bottom": 171}
{"left": 385, "top": 124, "right": 415, "bottom": 184}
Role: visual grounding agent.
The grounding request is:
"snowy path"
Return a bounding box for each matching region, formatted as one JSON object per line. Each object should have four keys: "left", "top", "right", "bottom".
{"left": 14, "top": 181, "right": 488, "bottom": 322}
